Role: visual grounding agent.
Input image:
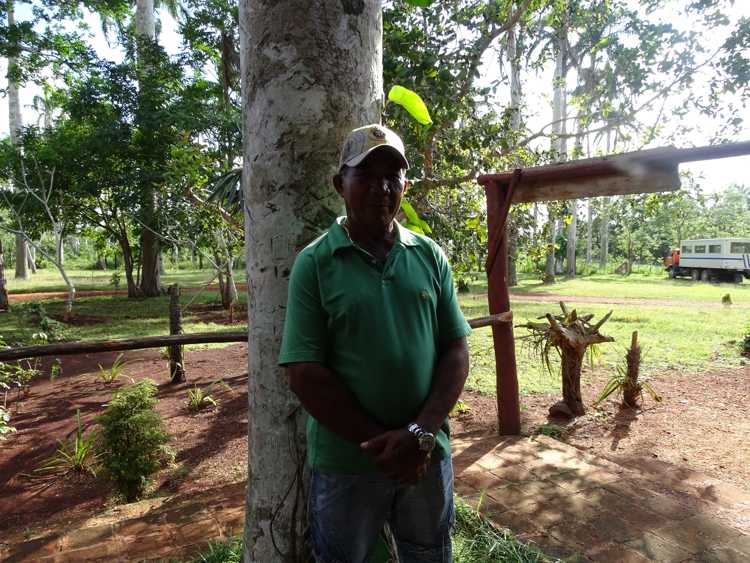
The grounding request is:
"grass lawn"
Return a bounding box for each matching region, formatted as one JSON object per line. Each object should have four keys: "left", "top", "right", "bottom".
{"left": 2, "top": 267, "right": 247, "bottom": 294}
{"left": 460, "top": 289, "right": 749, "bottom": 397}
{"left": 468, "top": 271, "right": 750, "bottom": 305}
{"left": 0, "top": 289, "right": 248, "bottom": 353}
{"left": 2, "top": 271, "right": 748, "bottom": 400}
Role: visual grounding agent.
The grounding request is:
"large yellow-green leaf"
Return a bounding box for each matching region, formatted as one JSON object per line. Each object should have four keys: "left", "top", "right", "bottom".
{"left": 388, "top": 85, "right": 433, "bottom": 126}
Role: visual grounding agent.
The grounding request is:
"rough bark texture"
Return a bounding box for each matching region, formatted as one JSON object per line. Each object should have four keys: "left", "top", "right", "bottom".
{"left": 240, "top": 1, "right": 382, "bottom": 561}
{"left": 544, "top": 214, "right": 556, "bottom": 283}
{"left": 600, "top": 198, "right": 609, "bottom": 268}
{"left": 168, "top": 284, "right": 185, "bottom": 384}
{"left": 0, "top": 240, "right": 9, "bottom": 311}
{"left": 136, "top": 0, "right": 161, "bottom": 297}
{"left": 506, "top": 25, "right": 522, "bottom": 287}
{"left": 586, "top": 200, "right": 593, "bottom": 264}
{"left": 561, "top": 347, "right": 585, "bottom": 415}
{"left": 623, "top": 331, "right": 641, "bottom": 408}
{"left": 7, "top": 0, "right": 29, "bottom": 281}
{"left": 566, "top": 200, "right": 577, "bottom": 277}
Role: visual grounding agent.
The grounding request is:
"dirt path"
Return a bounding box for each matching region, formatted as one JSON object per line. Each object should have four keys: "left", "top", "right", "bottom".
{"left": 506, "top": 291, "right": 750, "bottom": 308}
{"left": 7, "top": 284, "right": 249, "bottom": 303}
{"left": 10, "top": 286, "right": 749, "bottom": 308}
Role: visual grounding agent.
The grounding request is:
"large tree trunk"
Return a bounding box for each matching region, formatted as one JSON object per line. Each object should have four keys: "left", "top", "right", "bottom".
{"left": 506, "top": 24, "right": 522, "bottom": 287}
{"left": 135, "top": 0, "right": 162, "bottom": 297}
{"left": 0, "top": 240, "right": 9, "bottom": 311}
{"left": 7, "top": 0, "right": 29, "bottom": 281}
{"left": 561, "top": 347, "right": 586, "bottom": 416}
{"left": 566, "top": 200, "right": 577, "bottom": 277}
{"left": 586, "top": 200, "right": 593, "bottom": 264}
{"left": 240, "top": 1, "right": 382, "bottom": 561}
{"left": 15, "top": 233, "right": 29, "bottom": 280}
{"left": 600, "top": 198, "right": 609, "bottom": 268}
{"left": 544, "top": 212, "right": 556, "bottom": 283}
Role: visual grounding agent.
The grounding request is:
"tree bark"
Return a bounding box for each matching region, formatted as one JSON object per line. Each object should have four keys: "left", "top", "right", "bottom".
{"left": 586, "top": 200, "right": 593, "bottom": 264}
{"left": 566, "top": 200, "right": 577, "bottom": 277}
{"left": 15, "top": 233, "right": 29, "bottom": 280}
{"left": 544, "top": 211, "right": 556, "bottom": 283}
{"left": 0, "top": 240, "right": 9, "bottom": 311}
{"left": 135, "top": 0, "right": 161, "bottom": 297}
{"left": 7, "top": 0, "right": 29, "bottom": 281}
{"left": 561, "top": 346, "right": 586, "bottom": 416}
{"left": 240, "top": 1, "right": 382, "bottom": 560}
{"left": 168, "top": 284, "right": 186, "bottom": 384}
{"left": 506, "top": 24, "right": 522, "bottom": 288}
{"left": 600, "top": 198, "right": 609, "bottom": 269}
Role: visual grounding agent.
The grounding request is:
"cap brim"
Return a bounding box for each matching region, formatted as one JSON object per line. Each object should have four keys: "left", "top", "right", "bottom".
{"left": 343, "top": 144, "right": 409, "bottom": 170}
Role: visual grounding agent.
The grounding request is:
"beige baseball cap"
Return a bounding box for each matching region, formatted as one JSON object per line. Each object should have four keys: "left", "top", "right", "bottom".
{"left": 338, "top": 124, "right": 409, "bottom": 170}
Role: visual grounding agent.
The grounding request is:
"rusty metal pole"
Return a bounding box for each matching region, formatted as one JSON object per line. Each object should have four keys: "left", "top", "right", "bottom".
{"left": 485, "top": 178, "right": 521, "bottom": 435}
{"left": 168, "top": 283, "right": 186, "bottom": 383}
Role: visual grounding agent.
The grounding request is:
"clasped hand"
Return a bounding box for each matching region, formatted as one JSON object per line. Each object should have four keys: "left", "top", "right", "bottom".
{"left": 360, "top": 429, "right": 430, "bottom": 485}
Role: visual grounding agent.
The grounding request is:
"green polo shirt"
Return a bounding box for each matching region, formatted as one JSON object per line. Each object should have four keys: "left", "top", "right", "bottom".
{"left": 278, "top": 217, "right": 471, "bottom": 473}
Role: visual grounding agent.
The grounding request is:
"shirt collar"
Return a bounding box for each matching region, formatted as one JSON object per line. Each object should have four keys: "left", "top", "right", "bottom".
{"left": 328, "top": 216, "right": 420, "bottom": 255}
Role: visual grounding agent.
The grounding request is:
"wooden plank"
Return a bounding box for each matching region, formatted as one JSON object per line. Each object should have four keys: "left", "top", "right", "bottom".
{"left": 485, "top": 180, "right": 521, "bottom": 435}
{"left": 510, "top": 167, "right": 681, "bottom": 204}
{"left": 468, "top": 311, "right": 512, "bottom": 329}
{"left": 0, "top": 332, "right": 248, "bottom": 362}
{"left": 0, "top": 312, "right": 506, "bottom": 362}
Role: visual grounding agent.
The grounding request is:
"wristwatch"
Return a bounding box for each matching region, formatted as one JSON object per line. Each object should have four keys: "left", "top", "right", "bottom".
{"left": 407, "top": 423, "right": 436, "bottom": 454}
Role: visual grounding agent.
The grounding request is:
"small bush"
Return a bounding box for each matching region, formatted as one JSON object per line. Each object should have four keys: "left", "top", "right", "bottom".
{"left": 95, "top": 353, "right": 132, "bottom": 385}
{"left": 35, "top": 409, "right": 98, "bottom": 476}
{"left": 189, "top": 536, "right": 242, "bottom": 563}
{"left": 0, "top": 406, "right": 16, "bottom": 441}
{"left": 741, "top": 323, "right": 750, "bottom": 358}
{"left": 110, "top": 271, "right": 122, "bottom": 289}
{"left": 97, "top": 379, "right": 172, "bottom": 501}
{"left": 187, "top": 386, "right": 218, "bottom": 412}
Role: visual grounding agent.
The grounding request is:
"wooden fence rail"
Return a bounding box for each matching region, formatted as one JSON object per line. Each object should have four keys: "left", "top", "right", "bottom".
{"left": 0, "top": 312, "right": 512, "bottom": 362}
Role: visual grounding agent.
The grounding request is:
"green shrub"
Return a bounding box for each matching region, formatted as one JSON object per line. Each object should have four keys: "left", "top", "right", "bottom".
{"left": 189, "top": 537, "right": 242, "bottom": 563}
{"left": 186, "top": 386, "right": 218, "bottom": 412}
{"left": 96, "top": 379, "right": 172, "bottom": 501}
{"left": 741, "top": 322, "right": 750, "bottom": 357}
{"left": 35, "top": 409, "right": 98, "bottom": 476}
{"left": 0, "top": 406, "right": 16, "bottom": 441}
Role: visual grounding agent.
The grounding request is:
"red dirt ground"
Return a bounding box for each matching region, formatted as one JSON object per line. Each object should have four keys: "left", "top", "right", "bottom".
{"left": 452, "top": 365, "right": 750, "bottom": 490}
{"left": 2, "top": 343, "right": 748, "bottom": 537}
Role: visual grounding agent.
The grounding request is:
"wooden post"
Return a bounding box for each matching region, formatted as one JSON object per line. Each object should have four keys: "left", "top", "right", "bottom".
{"left": 168, "top": 284, "right": 185, "bottom": 383}
{"left": 0, "top": 240, "right": 8, "bottom": 312}
{"left": 485, "top": 177, "right": 521, "bottom": 435}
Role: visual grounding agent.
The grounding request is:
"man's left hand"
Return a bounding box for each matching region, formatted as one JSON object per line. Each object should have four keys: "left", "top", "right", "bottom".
{"left": 361, "top": 429, "right": 429, "bottom": 485}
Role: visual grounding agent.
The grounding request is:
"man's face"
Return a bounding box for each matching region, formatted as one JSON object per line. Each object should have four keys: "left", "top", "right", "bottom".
{"left": 334, "top": 148, "right": 408, "bottom": 234}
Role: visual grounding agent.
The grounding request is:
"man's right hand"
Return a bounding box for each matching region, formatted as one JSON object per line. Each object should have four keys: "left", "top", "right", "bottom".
{"left": 360, "top": 429, "right": 430, "bottom": 485}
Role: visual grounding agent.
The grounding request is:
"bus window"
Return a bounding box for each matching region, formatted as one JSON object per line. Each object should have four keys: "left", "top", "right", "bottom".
{"left": 709, "top": 244, "right": 721, "bottom": 254}
{"left": 694, "top": 245, "right": 706, "bottom": 253}
{"left": 730, "top": 242, "right": 750, "bottom": 254}
{"left": 681, "top": 245, "right": 692, "bottom": 253}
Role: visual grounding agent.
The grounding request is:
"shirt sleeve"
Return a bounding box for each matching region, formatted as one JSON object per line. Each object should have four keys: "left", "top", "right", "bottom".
{"left": 434, "top": 244, "right": 472, "bottom": 342}
{"left": 278, "top": 251, "right": 328, "bottom": 365}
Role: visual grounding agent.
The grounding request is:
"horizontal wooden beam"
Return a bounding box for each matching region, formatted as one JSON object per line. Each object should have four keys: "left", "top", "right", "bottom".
{"left": 0, "top": 332, "right": 248, "bottom": 362}
{"left": 477, "top": 140, "right": 750, "bottom": 203}
{"left": 509, "top": 167, "right": 680, "bottom": 204}
{"left": 467, "top": 311, "right": 513, "bottom": 328}
{"left": 0, "top": 313, "right": 509, "bottom": 362}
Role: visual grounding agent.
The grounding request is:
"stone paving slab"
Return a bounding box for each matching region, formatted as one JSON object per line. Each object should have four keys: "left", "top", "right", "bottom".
{"left": 452, "top": 434, "right": 750, "bottom": 562}
{"left": 2, "top": 434, "right": 749, "bottom": 562}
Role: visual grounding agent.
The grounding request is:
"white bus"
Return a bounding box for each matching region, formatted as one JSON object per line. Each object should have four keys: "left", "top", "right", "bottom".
{"left": 667, "top": 238, "right": 750, "bottom": 283}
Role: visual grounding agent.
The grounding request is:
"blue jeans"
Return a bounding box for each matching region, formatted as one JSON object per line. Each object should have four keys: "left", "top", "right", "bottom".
{"left": 308, "top": 456, "right": 454, "bottom": 563}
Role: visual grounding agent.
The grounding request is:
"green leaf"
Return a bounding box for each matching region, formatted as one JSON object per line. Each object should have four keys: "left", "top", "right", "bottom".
{"left": 388, "top": 85, "right": 433, "bottom": 126}
{"left": 404, "top": 0, "right": 434, "bottom": 6}
{"left": 401, "top": 199, "right": 432, "bottom": 234}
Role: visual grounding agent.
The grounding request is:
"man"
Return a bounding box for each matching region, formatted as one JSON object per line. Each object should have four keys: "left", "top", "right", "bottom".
{"left": 279, "top": 124, "right": 471, "bottom": 563}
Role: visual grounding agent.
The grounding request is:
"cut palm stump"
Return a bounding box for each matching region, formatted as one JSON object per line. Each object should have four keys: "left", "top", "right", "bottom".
{"left": 521, "top": 302, "right": 614, "bottom": 418}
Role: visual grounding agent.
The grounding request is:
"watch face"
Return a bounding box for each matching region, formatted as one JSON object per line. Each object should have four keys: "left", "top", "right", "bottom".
{"left": 418, "top": 433, "right": 436, "bottom": 452}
